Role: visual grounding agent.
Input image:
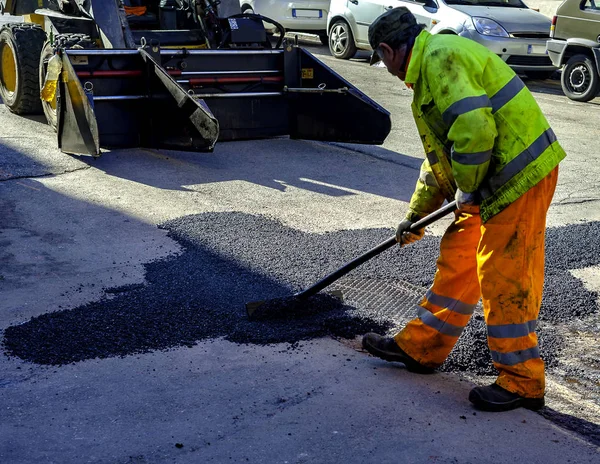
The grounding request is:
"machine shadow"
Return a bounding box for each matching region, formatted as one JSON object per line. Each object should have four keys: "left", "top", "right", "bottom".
{"left": 89, "top": 138, "right": 422, "bottom": 203}
{"left": 0, "top": 100, "right": 424, "bottom": 203}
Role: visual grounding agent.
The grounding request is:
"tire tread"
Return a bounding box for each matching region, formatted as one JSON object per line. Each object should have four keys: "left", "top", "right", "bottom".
{"left": 0, "top": 23, "right": 47, "bottom": 114}
{"left": 561, "top": 53, "right": 600, "bottom": 103}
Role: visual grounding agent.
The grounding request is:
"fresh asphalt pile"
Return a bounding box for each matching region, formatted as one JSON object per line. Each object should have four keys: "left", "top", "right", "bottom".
{"left": 3, "top": 213, "right": 599, "bottom": 384}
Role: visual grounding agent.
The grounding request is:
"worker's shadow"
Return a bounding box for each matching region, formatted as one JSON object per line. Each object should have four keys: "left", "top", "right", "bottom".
{"left": 89, "top": 138, "right": 423, "bottom": 203}
{"left": 539, "top": 408, "right": 600, "bottom": 447}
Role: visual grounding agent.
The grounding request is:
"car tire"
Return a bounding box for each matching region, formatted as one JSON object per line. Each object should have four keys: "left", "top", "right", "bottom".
{"left": 561, "top": 54, "right": 600, "bottom": 102}
{"left": 0, "top": 23, "right": 47, "bottom": 115}
{"left": 328, "top": 20, "right": 356, "bottom": 60}
{"left": 319, "top": 33, "right": 328, "bottom": 46}
{"left": 525, "top": 70, "right": 555, "bottom": 81}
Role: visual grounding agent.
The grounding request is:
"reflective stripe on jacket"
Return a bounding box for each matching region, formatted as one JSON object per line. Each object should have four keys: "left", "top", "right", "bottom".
{"left": 404, "top": 31, "right": 566, "bottom": 223}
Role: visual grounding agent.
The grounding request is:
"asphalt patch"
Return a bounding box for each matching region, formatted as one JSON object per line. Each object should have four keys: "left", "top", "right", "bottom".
{"left": 246, "top": 293, "right": 345, "bottom": 321}
{"left": 3, "top": 213, "right": 599, "bottom": 381}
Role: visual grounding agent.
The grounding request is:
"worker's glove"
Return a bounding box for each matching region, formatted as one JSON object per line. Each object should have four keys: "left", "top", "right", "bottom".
{"left": 455, "top": 189, "right": 480, "bottom": 214}
{"left": 396, "top": 219, "right": 425, "bottom": 247}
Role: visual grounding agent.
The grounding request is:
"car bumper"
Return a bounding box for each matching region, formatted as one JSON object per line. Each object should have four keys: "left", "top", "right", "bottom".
{"left": 460, "top": 30, "right": 557, "bottom": 72}
{"left": 546, "top": 39, "right": 567, "bottom": 67}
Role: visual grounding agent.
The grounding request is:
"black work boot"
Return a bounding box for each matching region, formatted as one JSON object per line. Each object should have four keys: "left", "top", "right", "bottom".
{"left": 469, "top": 383, "right": 545, "bottom": 412}
{"left": 362, "top": 333, "right": 435, "bottom": 374}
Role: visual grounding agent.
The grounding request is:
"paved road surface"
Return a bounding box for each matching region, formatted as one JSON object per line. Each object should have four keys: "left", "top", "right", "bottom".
{"left": 1, "top": 26, "right": 599, "bottom": 464}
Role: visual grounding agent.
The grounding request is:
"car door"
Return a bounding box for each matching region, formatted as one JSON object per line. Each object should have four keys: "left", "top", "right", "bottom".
{"left": 563, "top": 0, "right": 600, "bottom": 42}
{"left": 347, "top": 0, "right": 388, "bottom": 46}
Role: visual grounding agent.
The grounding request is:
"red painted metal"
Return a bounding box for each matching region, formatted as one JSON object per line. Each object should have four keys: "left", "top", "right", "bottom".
{"left": 187, "top": 76, "right": 283, "bottom": 85}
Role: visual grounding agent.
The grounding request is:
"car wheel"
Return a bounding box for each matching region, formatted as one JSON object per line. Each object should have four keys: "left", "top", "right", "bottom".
{"left": 328, "top": 20, "right": 356, "bottom": 60}
{"left": 319, "top": 33, "right": 328, "bottom": 46}
{"left": 525, "top": 70, "right": 555, "bottom": 81}
{"left": 561, "top": 54, "right": 600, "bottom": 102}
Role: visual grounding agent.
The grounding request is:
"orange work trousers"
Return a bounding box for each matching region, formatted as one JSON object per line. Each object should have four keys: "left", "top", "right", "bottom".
{"left": 395, "top": 167, "right": 558, "bottom": 398}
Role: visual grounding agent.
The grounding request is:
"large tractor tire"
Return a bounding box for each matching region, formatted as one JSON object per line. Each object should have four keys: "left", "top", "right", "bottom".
{"left": 40, "top": 33, "right": 97, "bottom": 131}
{"left": 53, "top": 33, "right": 97, "bottom": 50}
{"left": 0, "top": 23, "right": 47, "bottom": 114}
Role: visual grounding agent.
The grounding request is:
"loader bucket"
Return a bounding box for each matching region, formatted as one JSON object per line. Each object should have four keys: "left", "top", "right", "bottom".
{"left": 57, "top": 52, "right": 100, "bottom": 156}
{"left": 57, "top": 42, "right": 390, "bottom": 156}
{"left": 58, "top": 48, "right": 219, "bottom": 157}
{"left": 154, "top": 44, "right": 392, "bottom": 144}
{"left": 286, "top": 47, "right": 391, "bottom": 144}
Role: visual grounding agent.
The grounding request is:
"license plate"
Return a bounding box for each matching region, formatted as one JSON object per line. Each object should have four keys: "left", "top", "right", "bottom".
{"left": 527, "top": 44, "right": 547, "bottom": 55}
{"left": 292, "top": 9, "right": 322, "bottom": 18}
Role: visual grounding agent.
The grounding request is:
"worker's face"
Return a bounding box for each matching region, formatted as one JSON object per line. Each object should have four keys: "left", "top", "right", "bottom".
{"left": 376, "top": 43, "right": 408, "bottom": 81}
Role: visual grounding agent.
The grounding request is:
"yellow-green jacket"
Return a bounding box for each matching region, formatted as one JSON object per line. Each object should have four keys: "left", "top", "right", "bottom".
{"left": 404, "top": 30, "right": 566, "bottom": 223}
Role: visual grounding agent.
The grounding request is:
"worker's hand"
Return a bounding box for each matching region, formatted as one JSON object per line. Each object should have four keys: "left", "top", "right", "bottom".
{"left": 455, "top": 189, "right": 480, "bottom": 214}
{"left": 396, "top": 219, "right": 425, "bottom": 247}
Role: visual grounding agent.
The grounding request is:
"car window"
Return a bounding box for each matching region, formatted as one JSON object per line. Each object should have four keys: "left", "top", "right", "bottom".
{"left": 444, "top": 0, "right": 526, "bottom": 7}
{"left": 580, "top": 0, "right": 600, "bottom": 12}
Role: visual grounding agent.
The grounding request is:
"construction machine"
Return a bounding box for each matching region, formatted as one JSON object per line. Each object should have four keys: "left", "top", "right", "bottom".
{"left": 0, "top": 0, "right": 391, "bottom": 157}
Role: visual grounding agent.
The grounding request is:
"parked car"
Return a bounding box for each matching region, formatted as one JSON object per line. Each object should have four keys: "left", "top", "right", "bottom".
{"left": 547, "top": 0, "right": 600, "bottom": 102}
{"left": 327, "top": 0, "right": 557, "bottom": 79}
{"left": 239, "top": 0, "right": 330, "bottom": 44}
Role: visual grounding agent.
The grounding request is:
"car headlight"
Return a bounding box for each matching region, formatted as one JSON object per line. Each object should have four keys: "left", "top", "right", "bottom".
{"left": 472, "top": 17, "right": 509, "bottom": 38}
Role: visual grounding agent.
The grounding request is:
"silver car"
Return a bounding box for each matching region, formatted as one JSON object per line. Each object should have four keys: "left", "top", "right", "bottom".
{"left": 327, "top": 0, "right": 556, "bottom": 79}
{"left": 240, "top": 0, "right": 330, "bottom": 44}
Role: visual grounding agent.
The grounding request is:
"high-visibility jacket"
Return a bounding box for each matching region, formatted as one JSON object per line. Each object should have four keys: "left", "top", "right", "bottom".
{"left": 403, "top": 31, "right": 566, "bottom": 223}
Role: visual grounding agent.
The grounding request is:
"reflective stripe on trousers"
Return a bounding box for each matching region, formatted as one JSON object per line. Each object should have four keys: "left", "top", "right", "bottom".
{"left": 394, "top": 167, "right": 558, "bottom": 398}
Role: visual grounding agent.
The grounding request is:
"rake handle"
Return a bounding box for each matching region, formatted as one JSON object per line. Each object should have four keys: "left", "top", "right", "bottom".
{"left": 295, "top": 201, "right": 458, "bottom": 300}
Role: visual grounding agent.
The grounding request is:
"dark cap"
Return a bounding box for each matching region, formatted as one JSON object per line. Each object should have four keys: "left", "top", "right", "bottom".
{"left": 368, "top": 7, "right": 418, "bottom": 65}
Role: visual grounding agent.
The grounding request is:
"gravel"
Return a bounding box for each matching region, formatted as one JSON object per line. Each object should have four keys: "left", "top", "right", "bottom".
{"left": 3, "top": 213, "right": 599, "bottom": 385}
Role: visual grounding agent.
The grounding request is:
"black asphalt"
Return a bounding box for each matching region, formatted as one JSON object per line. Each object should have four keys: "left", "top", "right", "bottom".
{"left": 3, "top": 213, "right": 599, "bottom": 388}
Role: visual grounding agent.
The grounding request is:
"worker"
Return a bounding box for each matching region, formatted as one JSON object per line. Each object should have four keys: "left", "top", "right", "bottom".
{"left": 362, "top": 7, "right": 566, "bottom": 412}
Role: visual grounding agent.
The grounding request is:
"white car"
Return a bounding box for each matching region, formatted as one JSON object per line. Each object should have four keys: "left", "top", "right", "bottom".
{"left": 240, "top": 0, "right": 331, "bottom": 44}
{"left": 327, "top": 0, "right": 557, "bottom": 79}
